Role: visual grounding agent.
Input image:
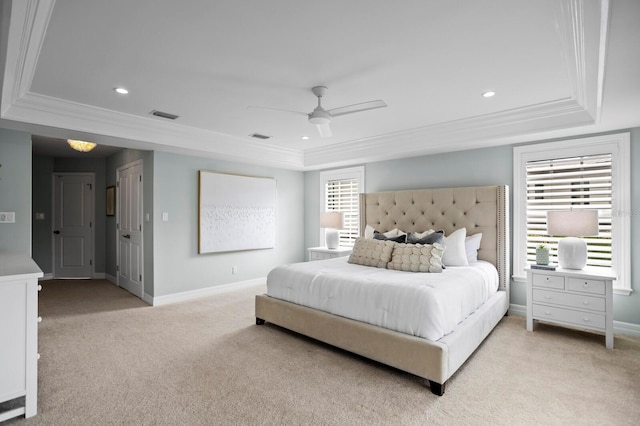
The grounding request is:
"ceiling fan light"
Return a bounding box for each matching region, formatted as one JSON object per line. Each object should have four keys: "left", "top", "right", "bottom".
{"left": 309, "top": 116, "right": 330, "bottom": 125}
{"left": 309, "top": 109, "right": 330, "bottom": 126}
{"left": 67, "top": 139, "right": 97, "bottom": 152}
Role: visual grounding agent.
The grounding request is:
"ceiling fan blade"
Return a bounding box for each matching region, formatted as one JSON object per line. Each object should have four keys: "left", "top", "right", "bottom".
{"left": 316, "top": 122, "right": 332, "bottom": 138}
{"left": 327, "top": 100, "right": 387, "bottom": 117}
{"left": 247, "top": 106, "right": 308, "bottom": 117}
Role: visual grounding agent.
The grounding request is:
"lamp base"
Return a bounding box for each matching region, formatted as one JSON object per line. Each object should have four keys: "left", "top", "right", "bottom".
{"left": 325, "top": 229, "right": 339, "bottom": 249}
{"left": 557, "top": 237, "right": 587, "bottom": 269}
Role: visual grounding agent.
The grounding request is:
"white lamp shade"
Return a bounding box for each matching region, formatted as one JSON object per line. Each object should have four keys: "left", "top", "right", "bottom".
{"left": 547, "top": 209, "right": 598, "bottom": 270}
{"left": 546, "top": 210, "right": 599, "bottom": 237}
{"left": 320, "top": 212, "right": 344, "bottom": 229}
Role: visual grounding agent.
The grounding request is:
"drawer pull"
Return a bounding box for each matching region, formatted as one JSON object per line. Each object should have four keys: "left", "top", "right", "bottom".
{"left": 583, "top": 317, "right": 591, "bottom": 323}
{"left": 545, "top": 277, "right": 550, "bottom": 282}
{"left": 544, "top": 311, "right": 552, "bottom": 316}
{"left": 37, "top": 316, "right": 42, "bottom": 323}
{"left": 38, "top": 284, "right": 42, "bottom": 291}
{"left": 583, "top": 282, "right": 590, "bottom": 288}
{"left": 37, "top": 353, "right": 41, "bottom": 360}
{"left": 544, "top": 295, "right": 552, "bottom": 300}
{"left": 583, "top": 300, "right": 590, "bottom": 305}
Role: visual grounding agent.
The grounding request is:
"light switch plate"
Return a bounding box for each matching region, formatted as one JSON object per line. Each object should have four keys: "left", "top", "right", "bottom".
{"left": 0, "top": 212, "right": 16, "bottom": 223}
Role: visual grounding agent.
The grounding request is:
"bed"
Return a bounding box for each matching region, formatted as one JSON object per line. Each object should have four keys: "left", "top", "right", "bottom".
{"left": 255, "top": 185, "right": 509, "bottom": 395}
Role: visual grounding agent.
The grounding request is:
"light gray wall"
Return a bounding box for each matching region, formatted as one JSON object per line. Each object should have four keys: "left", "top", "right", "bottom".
{"left": 152, "top": 151, "right": 305, "bottom": 298}
{"left": 304, "top": 129, "right": 640, "bottom": 326}
{"left": 0, "top": 129, "right": 32, "bottom": 256}
{"left": 32, "top": 155, "right": 54, "bottom": 271}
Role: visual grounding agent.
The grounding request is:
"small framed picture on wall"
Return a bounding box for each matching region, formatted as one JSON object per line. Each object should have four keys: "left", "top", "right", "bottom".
{"left": 106, "top": 186, "right": 115, "bottom": 216}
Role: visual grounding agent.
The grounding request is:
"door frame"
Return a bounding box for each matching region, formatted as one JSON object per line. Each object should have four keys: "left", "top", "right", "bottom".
{"left": 51, "top": 172, "right": 96, "bottom": 279}
{"left": 116, "top": 159, "right": 144, "bottom": 299}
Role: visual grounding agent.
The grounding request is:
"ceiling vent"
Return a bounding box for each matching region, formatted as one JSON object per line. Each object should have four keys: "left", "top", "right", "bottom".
{"left": 250, "top": 133, "right": 271, "bottom": 140}
{"left": 150, "top": 110, "right": 179, "bottom": 120}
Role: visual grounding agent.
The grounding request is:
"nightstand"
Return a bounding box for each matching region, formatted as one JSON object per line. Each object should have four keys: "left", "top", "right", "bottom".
{"left": 307, "top": 246, "right": 352, "bottom": 261}
{"left": 525, "top": 267, "right": 616, "bottom": 348}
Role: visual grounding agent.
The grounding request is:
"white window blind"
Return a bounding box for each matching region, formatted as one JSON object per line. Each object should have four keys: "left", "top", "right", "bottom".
{"left": 526, "top": 153, "right": 612, "bottom": 268}
{"left": 325, "top": 178, "right": 359, "bottom": 246}
{"left": 320, "top": 166, "right": 364, "bottom": 248}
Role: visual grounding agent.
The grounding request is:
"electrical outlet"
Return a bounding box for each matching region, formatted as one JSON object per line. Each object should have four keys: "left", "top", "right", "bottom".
{"left": 0, "top": 212, "right": 15, "bottom": 223}
{"left": 232, "top": 266, "right": 238, "bottom": 274}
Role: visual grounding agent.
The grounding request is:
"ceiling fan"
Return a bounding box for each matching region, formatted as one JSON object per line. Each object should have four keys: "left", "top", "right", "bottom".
{"left": 250, "top": 86, "right": 387, "bottom": 138}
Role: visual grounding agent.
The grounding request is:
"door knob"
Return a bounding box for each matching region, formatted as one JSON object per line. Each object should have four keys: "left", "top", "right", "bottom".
{"left": 53, "top": 230, "right": 60, "bottom": 234}
{"left": 123, "top": 234, "right": 131, "bottom": 239}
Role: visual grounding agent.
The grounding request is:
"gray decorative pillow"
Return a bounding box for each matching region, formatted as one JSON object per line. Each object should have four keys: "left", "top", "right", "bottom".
{"left": 348, "top": 238, "right": 395, "bottom": 268}
{"left": 387, "top": 242, "right": 445, "bottom": 273}
{"left": 407, "top": 230, "right": 444, "bottom": 245}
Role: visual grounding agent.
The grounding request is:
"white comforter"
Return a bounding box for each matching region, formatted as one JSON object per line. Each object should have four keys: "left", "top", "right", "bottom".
{"left": 266, "top": 257, "right": 499, "bottom": 341}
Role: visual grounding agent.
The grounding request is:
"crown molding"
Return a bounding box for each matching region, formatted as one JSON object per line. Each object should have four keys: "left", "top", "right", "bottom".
{"left": 1, "top": 0, "right": 607, "bottom": 171}
{"left": 5, "top": 90, "right": 305, "bottom": 169}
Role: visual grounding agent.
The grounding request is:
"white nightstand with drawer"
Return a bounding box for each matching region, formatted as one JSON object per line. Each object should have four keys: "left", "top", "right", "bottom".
{"left": 307, "top": 246, "right": 352, "bottom": 261}
{"left": 525, "top": 267, "right": 616, "bottom": 348}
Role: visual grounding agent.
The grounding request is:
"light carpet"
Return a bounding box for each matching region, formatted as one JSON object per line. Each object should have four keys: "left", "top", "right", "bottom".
{"left": 3, "top": 279, "right": 639, "bottom": 425}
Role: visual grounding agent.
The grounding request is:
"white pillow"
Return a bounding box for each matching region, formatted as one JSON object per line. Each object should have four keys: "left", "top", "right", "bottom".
{"left": 465, "top": 233, "right": 482, "bottom": 263}
{"left": 364, "top": 225, "right": 376, "bottom": 239}
{"left": 442, "top": 228, "right": 468, "bottom": 266}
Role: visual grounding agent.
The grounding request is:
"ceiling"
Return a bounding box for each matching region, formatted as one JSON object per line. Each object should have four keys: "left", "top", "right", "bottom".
{"left": 2, "top": 0, "right": 639, "bottom": 169}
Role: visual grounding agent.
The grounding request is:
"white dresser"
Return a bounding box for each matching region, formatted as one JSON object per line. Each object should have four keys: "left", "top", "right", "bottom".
{"left": 525, "top": 267, "right": 616, "bottom": 348}
{"left": 307, "top": 246, "right": 353, "bottom": 261}
{"left": 0, "top": 253, "right": 43, "bottom": 421}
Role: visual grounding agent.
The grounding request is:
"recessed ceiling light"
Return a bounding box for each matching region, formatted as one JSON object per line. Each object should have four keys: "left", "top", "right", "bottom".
{"left": 301, "top": 136, "right": 309, "bottom": 140}
{"left": 482, "top": 91, "right": 496, "bottom": 98}
{"left": 114, "top": 87, "right": 129, "bottom": 95}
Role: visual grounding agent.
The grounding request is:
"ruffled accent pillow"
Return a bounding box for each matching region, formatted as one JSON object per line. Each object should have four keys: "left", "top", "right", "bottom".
{"left": 348, "top": 238, "right": 395, "bottom": 268}
{"left": 387, "top": 242, "right": 445, "bottom": 273}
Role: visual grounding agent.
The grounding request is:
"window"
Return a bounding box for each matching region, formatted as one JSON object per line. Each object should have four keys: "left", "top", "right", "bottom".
{"left": 513, "top": 133, "right": 631, "bottom": 294}
{"left": 319, "top": 166, "right": 364, "bottom": 247}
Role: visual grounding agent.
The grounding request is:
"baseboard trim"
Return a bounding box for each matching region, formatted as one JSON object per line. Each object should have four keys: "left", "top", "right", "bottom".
{"left": 508, "top": 304, "right": 527, "bottom": 317}
{"left": 151, "top": 278, "right": 266, "bottom": 306}
{"left": 105, "top": 273, "right": 117, "bottom": 284}
{"left": 509, "top": 303, "right": 640, "bottom": 337}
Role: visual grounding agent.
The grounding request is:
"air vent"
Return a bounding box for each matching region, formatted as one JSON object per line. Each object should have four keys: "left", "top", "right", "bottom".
{"left": 250, "top": 133, "right": 271, "bottom": 140}
{"left": 150, "top": 110, "right": 179, "bottom": 120}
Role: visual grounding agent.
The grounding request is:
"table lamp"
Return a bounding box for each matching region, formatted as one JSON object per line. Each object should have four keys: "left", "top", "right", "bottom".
{"left": 320, "top": 212, "right": 344, "bottom": 249}
{"left": 546, "top": 209, "right": 599, "bottom": 270}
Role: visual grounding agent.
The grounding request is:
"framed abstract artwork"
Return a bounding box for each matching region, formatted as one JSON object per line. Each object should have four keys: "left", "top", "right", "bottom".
{"left": 198, "top": 171, "right": 277, "bottom": 253}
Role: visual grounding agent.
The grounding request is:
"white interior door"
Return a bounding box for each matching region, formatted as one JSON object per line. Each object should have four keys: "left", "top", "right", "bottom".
{"left": 117, "top": 161, "right": 144, "bottom": 299}
{"left": 53, "top": 174, "right": 94, "bottom": 278}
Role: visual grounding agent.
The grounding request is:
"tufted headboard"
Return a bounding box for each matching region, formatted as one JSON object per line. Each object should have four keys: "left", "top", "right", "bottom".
{"left": 359, "top": 185, "right": 510, "bottom": 292}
